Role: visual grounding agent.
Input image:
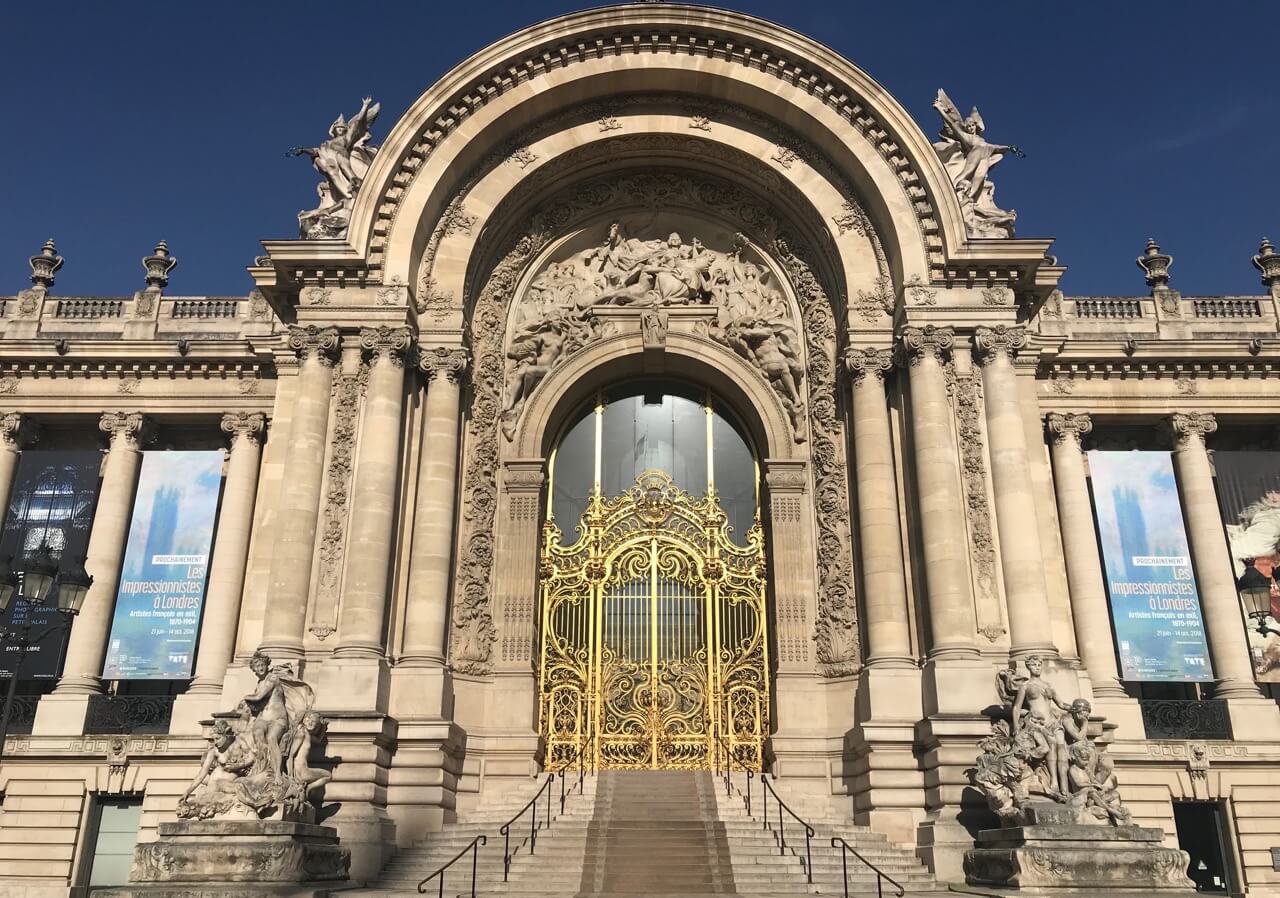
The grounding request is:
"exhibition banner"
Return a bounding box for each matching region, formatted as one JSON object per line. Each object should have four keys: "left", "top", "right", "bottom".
{"left": 1213, "top": 451, "right": 1280, "bottom": 681}
{"left": 1089, "top": 451, "right": 1213, "bottom": 681}
{"left": 0, "top": 450, "right": 102, "bottom": 678}
{"left": 102, "top": 451, "right": 224, "bottom": 679}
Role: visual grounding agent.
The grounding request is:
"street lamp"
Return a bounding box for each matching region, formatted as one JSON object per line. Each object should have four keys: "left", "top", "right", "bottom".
{"left": 1237, "top": 558, "right": 1279, "bottom": 637}
{"left": 0, "top": 546, "right": 92, "bottom": 763}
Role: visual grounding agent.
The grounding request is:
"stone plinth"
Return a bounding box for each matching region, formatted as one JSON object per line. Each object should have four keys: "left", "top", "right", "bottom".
{"left": 95, "top": 820, "right": 349, "bottom": 898}
{"left": 964, "top": 805, "right": 1194, "bottom": 894}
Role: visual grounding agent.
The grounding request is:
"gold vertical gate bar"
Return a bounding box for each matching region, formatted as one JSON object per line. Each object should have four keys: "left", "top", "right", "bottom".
{"left": 537, "top": 470, "right": 769, "bottom": 771}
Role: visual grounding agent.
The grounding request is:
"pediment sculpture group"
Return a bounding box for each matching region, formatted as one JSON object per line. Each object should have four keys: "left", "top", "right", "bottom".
{"left": 502, "top": 223, "right": 806, "bottom": 440}
{"left": 974, "top": 655, "right": 1133, "bottom": 827}
{"left": 178, "top": 652, "right": 331, "bottom": 822}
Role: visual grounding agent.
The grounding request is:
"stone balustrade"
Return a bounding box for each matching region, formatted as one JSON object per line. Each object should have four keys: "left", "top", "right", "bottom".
{"left": 1074, "top": 297, "right": 1144, "bottom": 319}
{"left": 1190, "top": 296, "right": 1262, "bottom": 319}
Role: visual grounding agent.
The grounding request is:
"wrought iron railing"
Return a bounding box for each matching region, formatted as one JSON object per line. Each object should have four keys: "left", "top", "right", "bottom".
{"left": 557, "top": 730, "right": 594, "bottom": 814}
{"left": 84, "top": 694, "right": 174, "bottom": 734}
{"left": 416, "top": 833, "right": 485, "bottom": 898}
{"left": 713, "top": 731, "right": 754, "bottom": 816}
{"left": 498, "top": 773, "right": 555, "bottom": 882}
{"left": 831, "top": 835, "right": 905, "bottom": 898}
{"left": 1140, "top": 698, "right": 1232, "bottom": 740}
{"left": 760, "top": 772, "right": 815, "bottom": 883}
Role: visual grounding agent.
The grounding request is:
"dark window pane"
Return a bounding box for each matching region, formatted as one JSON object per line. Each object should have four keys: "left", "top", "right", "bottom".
{"left": 552, "top": 405, "right": 595, "bottom": 537}
{"left": 713, "top": 408, "right": 756, "bottom": 544}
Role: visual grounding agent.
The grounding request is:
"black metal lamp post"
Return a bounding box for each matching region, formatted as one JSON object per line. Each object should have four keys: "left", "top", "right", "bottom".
{"left": 0, "top": 545, "right": 92, "bottom": 763}
{"left": 1238, "top": 558, "right": 1280, "bottom": 637}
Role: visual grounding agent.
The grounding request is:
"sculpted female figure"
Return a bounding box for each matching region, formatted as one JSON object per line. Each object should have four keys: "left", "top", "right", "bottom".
{"left": 1011, "top": 655, "right": 1071, "bottom": 795}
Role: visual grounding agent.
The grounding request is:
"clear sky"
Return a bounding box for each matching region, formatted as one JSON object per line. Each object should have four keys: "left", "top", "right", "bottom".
{"left": 1, "top": 1, "right": 1273, "bottom": 298}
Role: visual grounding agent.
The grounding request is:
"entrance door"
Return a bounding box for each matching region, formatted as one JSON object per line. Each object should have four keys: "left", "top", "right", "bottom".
{"left": 1173, "top": 801, "right": 1233, "bottom": 893}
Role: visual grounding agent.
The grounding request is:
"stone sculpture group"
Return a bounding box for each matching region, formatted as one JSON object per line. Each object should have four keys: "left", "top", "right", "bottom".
{"left": 932, "top": 88, "right": 1022, "bottom": 239}
{"left": 974, "top": 655, "right": 1132, "bottom": 826}
{"left": 502, "top": 223, "right": 805, "bottom": 439}
{"left": 178, "top": 651, "right": 331, "bottom": 822}
{"left": 289, "top": 98, "right": 381, "bottom": 239}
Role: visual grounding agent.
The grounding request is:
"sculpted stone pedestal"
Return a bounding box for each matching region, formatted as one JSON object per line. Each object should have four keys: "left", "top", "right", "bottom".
{"left": 964, "top": 804, "right": 1194, "bottom": 894}
{"left": 96, "top": 820, "right": 349, "bottom": 898}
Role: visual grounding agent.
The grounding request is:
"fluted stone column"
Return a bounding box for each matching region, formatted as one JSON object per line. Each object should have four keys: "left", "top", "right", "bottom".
{"left": 1167, "top": 413, "right": 1263, "bottom": 700}
{"left": 187, "top": 413, "right": 265, "bottom": 694}
{"left": 844, "top": 347, "right": 912, "bottom": 665}
{"left": 334, "top": 327, "right": 412, "bottom": 658}
{"left": 900, "top": 326, "right": 977, "bottom": 658}
{"left": 1047, "top": 413, "right": 1127, "bottom": 698}
{"left": 0, "top": 414, "right": 38, "bottom": 522}
{"left": 401, "top": 347, "right": 468, "bottom": 665}
{"left": 974, "top": 326, "right": 1056, "bottom": 657}
{"left": 55, "top": 413, "right": 155, "bottom": 693}
{"left": 259, "top": 325, "right": 339, "bottom": 660}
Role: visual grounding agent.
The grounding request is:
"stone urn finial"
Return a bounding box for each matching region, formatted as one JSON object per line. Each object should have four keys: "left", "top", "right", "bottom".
{"left": 1253, "top": 237, "right": 1280, "bottom": 288}
{"left": 142, "top": 240, "right": 177, "bottom": 289}
{"left": 1136, "top": 237, "right": 1173, "bottom": 289}
{"left": 28, "top": 238, "right": 63, "bottom": 288}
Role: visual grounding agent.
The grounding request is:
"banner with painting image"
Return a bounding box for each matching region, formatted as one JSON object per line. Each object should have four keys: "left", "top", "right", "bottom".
{"left": 101, "top": 451, "right": 224, "bottom": 679}
{"left": 1088, "top": 451, "right": 1214, "bottom": 681}
{"left": 1212, "top": 451, "right": 1280, "bottom": 681}
{"left": 0, "top": 450, "right": 102, "bottom": 678}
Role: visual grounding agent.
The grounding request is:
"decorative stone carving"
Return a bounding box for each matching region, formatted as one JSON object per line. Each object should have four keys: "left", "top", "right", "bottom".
{"left": 1137, "top": 237, "right": 1174, "bottom": 288}
{"left": 419, "top": 346, "right": 469, "bottom": 383}
{"left": 1254, "top": 237, "right": 1280, "bottom": 288}
{"left": 0, "top": 413, "right": 39, "bottom": 449}
{"left": 973, "top": 325, "right": 1027, "bottom": 364}
{"left": 287, "top": 325, "right": 340, "bottom": 366}
{"left": 359, "top": 326, "right": 412, "bottom": 367}
{"left": 1167, "top": 412, "right": 1217, "bottom": 448}
{"left": 221, "top": 412, "right": 266, "bottom": 447}
{"left": 843, "top": 347, "right": 894, "bottom": 383}
{"left": 948, "top": 365, "right": 1000, "bottom": 627}
{"left": 852, "top": 274, "right": 894, "bottom": 320}
{"left": 312, "top": 359, "right": 364, "bottom": 638}
{"left": 29, "top": 238, "right": 63, "bottom": 287}
{"left": 899, "top": 324, "right": 954, "bottom": 365}
{"left": 142, "top": 241, "right": 177, "bottom": 289}
{"left": 247, "top": 289, "right": 272, "bottom": 320}
{"left": 100, "top": 412, "right": 157, "bottom": 449}
{"left": 288, "top": 98, "right": 381, "bottom": 239}
{"left": 640, "top": 307, "right": 668, "bottom": 349}
{"left": 832, "top": 200, "right": 871, "bottom": 236}
{"left": 177, "top": 652, "right": 330, "bottom": 821}
{"left": 1046, "top": 412, "right": 1092, "bottom": 448}
{"left": 932, "top": 89, "right": 1022, "bottom": 238}
{"left": 903, "top": 274, "right": 938, "bottom": 306}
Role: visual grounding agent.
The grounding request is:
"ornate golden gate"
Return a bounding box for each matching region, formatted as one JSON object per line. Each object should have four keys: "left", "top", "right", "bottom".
{"left": 538, "top": 471, "right": 769, "bottom": 770}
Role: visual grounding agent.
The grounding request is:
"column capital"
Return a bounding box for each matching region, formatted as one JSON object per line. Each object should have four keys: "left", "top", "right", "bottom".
{"left": 360, "top": 325, "right": 413, "bottom": 368}
{"left": 220, "top": 411, "right": 266, "bottom": 447}
{"left": 503, "top": 458, "right": 545, "bottom": 493}
{"left": 897, "top": 325, "right": 954, "bottom": 366}
{"left": 99, "top": 412, "right": 156, "bottom": 449}
{"left": 973, "top": 325, "right": 1028, "bottom": 364}
{"left": 763, "top": 459, "right": 808, "bottom": 494}
{"left": 843, "top": 346, "right": 894, "bottom": 383}
{"left": 419, "top": 345, "right": 470, "bottom": 383}
{"left": 286, "top": 324, "right": 340, "bottom": 366}
{"left": 1046, "top": 412, "right": 1093, "bottom": 447}
{"left": 1166, "top": 412, "right": 1218, "bottom": 448}
{"left": 0, "top": 413, "right": 40, "bottom": 449}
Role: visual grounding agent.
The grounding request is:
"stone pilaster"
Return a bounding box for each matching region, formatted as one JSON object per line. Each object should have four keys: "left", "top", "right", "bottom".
{"left": 974, "top": 326, "right": 1057, "bottom": 658}
{"left": 36, "top": 413, "right": 155, "bottom": 733}
{"left": 0, "top": 413, "right": 39, "bottom": 521}
{"left": 259, "top": 325, "right": 338, "bottom": 661}
{"left": 171, "top": 413, "right": 265, "bottom": 733}
{"left": 1165, "top": 413, "right": 1280, "bottom": 738}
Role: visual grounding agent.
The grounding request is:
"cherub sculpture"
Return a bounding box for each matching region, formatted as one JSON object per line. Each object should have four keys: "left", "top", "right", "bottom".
{"left": 932, "top": 89, "right": 1023, "bottom": 238}
{"left": 289, "top": 98, "right": 381, "bottom": 238}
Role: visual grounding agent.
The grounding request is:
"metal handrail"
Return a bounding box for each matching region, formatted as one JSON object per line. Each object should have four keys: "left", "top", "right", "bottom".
{"left": 831, "top": 835, "right": 905, "bottom": 898}
{"left": 416, "top": 833, "right": 486, "bottom": 897}
{"left": 557, "top": 730, "right": 595, "bottom": 814}
{"left": 712, "top": 731, "right": 753, "bottom": 816}
{"left": 498, "top": 773, "right": 555, "bottom": 882}
{"left": 760, "top": 773, "right": 815, "bottom": 883}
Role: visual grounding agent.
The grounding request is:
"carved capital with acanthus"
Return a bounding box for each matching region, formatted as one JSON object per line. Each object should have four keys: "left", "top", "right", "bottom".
{"left": 419, "top": 346, "right": 470, "bottom": 384}
{"left": 0, "top": 413, "right": 40, "bottom": 449}
{"left": 99, "top": 412, "right": 157, "bottom": 449}
{"left": 359, "top": 326, "right": 413, "bottom": 368}
{"left": 286, "top": 325, "right": 340, "bottom": 366}
{"left": 220, "top": 412, "right": 266, "bottom": 447}
{"left": 898, "top": 325, "right": 954, "bottom": 367}
{"left": 1046, "top": 412, "right": 1093, "bottom": 448}
{"left": 843, "top": 346, "right": 894, "bottom": 383}
{"left": 1166, "top": 412, "right": 1218, "bottom": 449}
{"left": 973, "top": 325, "right": 1028, "bottom": 364}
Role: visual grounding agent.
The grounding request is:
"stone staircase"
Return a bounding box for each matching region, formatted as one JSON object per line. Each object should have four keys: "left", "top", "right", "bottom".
{"left": 341, "top": 769, "right": 940, "bottom": 897}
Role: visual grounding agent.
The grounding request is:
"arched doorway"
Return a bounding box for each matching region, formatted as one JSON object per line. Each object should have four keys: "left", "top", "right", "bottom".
{"left": 537, "top": 380, "right": 769, "bottom": 770}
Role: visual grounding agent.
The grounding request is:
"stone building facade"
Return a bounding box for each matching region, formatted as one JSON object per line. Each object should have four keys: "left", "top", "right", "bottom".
{"left": 2, "top": 5, "right": 1279, "bottom": 895}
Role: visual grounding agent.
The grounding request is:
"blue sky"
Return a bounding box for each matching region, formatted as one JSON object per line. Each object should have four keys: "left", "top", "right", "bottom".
{"left": 1, "top": 2, "right": 1273, "bottom": 298}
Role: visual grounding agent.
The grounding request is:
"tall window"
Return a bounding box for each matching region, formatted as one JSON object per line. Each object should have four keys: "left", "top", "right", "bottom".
{"left": 548, "top": 380, "right": 758, "bottom": 544}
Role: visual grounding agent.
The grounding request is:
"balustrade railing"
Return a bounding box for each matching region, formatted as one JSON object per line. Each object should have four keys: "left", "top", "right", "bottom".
{"left": 416, "top": 833, "right": 485, "bottom": 898}
{"left": 1139, "top": 698, "right": 1232, "bottom": 740}
{"left": 760, "top": 772, "right": 814, "bottom": 883}
{"left": 84, "top": 694, "right": 174, "bottom": 734}
{"left": 499, "top": 773, "right": 555, "bottom": 882}
{"left": 170, "top": 298, "right": 239, "bottom": 319}
{"left": 1191, "top": 297, "right": 1262, "bottom": 319}
{"left": 1075, "top": 297, "right": 1143, "bottom": 319}
{"left": 54, "top": 298, "right": 124, "bottom": 319}
{"left": 831, "top": 835, "right": 905, "bottom": 898}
